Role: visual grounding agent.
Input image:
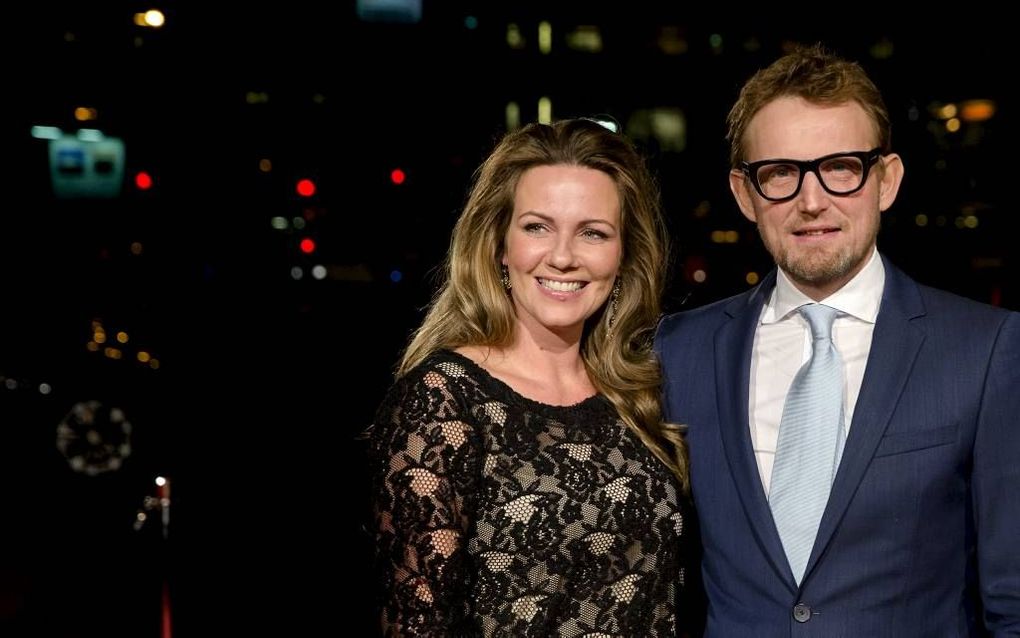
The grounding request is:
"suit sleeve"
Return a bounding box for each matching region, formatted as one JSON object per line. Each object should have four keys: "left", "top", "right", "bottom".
{"left": 368, "top": 366, "right": 480, "bottom": 636}
{"left": 973, "top": 311, "right": 1020, "bottom": 634}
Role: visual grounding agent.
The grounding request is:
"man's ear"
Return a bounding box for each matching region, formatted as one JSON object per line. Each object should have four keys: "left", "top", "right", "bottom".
{"left": 877, "top": 153, "right": 904, "bottom": 212}
{"left": 729, "top": 169, "right": 758, "bottom": 223}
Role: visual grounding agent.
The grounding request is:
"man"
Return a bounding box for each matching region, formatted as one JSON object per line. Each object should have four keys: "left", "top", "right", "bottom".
{"left": 656, "top": 44, "right": 1020, "bottom": 636}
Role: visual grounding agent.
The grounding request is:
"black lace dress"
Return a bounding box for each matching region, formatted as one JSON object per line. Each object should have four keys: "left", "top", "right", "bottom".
{"left": 369, "top": 350, "right": 686, "bottom": 637}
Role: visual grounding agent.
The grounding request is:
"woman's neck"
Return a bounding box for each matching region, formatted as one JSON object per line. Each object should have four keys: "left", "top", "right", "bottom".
{"left": 456, "top": 339, "right": 596, "bottom": 406}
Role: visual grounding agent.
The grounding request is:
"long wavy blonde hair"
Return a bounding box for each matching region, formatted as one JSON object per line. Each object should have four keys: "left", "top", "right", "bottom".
{"left": 398, "top": 119, "right": 687, "bottom": 488}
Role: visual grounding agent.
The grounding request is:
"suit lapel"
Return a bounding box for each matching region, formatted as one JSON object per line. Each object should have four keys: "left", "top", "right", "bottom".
{"left": 715, "top": 270, "right": 797, "bottom": 587}
{"left": 804, "top": 259, "right": 927, "bottom": 579}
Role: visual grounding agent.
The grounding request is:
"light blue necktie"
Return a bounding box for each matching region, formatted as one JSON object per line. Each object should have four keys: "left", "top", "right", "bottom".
{"left": 769, "top": 303, "right": 845, "bottom": 585}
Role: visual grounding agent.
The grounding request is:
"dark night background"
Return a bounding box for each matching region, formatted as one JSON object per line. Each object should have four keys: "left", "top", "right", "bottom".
{"left": 3, "top": 3, "right": 1016, "bottom": 635}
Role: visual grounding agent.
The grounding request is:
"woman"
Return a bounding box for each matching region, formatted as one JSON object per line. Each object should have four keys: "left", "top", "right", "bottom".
{"left": 369, "top": 118, "right": 689, "bottom": 636}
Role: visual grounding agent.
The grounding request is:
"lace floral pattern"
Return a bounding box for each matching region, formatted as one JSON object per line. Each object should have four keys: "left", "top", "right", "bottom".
{"left": 370, "top": 350, "right": 685, "bottom": 637}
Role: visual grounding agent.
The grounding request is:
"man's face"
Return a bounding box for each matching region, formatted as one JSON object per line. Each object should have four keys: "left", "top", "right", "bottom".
{"left": 730, "top": 96, "right": 903, "bottom": 300}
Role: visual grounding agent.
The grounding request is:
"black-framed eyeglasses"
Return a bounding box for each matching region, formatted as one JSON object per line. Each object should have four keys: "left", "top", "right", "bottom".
{"left": 740, "top": 148, "right": 884, "bottom": 202}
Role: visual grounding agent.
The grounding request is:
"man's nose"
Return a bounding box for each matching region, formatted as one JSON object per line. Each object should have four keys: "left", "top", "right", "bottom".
{"left": 795, "top": 170, "right": 829, "bottom": 214}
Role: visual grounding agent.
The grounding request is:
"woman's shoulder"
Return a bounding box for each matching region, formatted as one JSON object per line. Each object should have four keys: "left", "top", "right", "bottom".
{"left": 376, "top": 350, "right": 487, "bottom": 424}
{"left": 400, "top": 349, "right": 486, "bottom": 391}
{"left": 369, "top": 350, "right": 487, "bottom": 460}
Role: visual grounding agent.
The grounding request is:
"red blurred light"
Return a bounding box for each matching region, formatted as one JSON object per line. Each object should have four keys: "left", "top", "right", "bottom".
{"left": 135, "top": 171, "right": 153, "bottom": 190}
{"left": 296, "top": 179, "right": 316, "bottom": 197}
{"left": 390, "top": 168, "right": 406, "bottom": 185}
{"left": 299, "top": 238, "right": 316, "bottom": 254}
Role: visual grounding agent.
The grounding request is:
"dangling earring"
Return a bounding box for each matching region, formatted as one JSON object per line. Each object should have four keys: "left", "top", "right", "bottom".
{"left": 606, "top": 279, "right": 621, "bottom": 337}
{"left": 501, "top": 264, "right": 512, "bottom": 291}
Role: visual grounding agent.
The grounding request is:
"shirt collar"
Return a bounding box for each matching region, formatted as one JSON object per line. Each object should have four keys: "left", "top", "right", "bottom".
{"left": 762, "top": 248, "right": 885, "bottom": 324}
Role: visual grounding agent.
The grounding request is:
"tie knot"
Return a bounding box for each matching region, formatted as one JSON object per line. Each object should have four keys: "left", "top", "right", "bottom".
{"left": 799, "top": 304, "right": 838, "bottom": 341}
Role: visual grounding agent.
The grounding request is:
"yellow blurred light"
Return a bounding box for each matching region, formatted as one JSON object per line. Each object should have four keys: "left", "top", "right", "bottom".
{"left": 565, "top": 26, "right": 601, "bottom": 53}
{"left": 137, "top": 351, "right": 151, "bottom": 363}
{"left": 538, "top": 21, "right": 552, "bottom": 54}
{"left": 945, "top": 118, "right": 961, "bottom": 133}
{"left": 259, "top": 158, "right": 272, "bottom": 173}
{"left": 964, "top": 215, "right": 979, "bottom": 229}
{"left": 134, "top": 10, "right": 165, "bottom": 28}
{"left": 506, "top": 23, "right": 525, "bottom": 49}
{"left": 746, "top": 272, "right": 760, "bottom": 285}
{"left": 693, "top": 269, "right": 707, "bottom": 283}
{"left": 149, "top": 359, "right": 160, "bottom": 370}
{"left": 86, "top": 341, "right": 99, "bottom": 352}
{"left": 104, "top": 347, "right": 122, "bottom": 359}
{"left": 915, "top": 214, "right": 928, "bottom": 227}
{"left": 538, "top": 97, "right": 552, "bottom": 124}
{"left": 116, "top": 331, "right": 129, "bottom": 344}
{"left": 94, "top": 332, "right": 106, "bottom": 344}
{"left": 505, "top": 101, "right": 521, "bottom": 131}
{"left": 143, "top": 10, "right": 165, "bottom": 28}
{"left": 937, "top": 103, "right": 958, "bottom": 120}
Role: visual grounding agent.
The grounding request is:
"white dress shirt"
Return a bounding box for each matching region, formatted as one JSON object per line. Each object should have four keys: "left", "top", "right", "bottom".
{"left": 750, "top": 250, "right": 886, "bottom": 495}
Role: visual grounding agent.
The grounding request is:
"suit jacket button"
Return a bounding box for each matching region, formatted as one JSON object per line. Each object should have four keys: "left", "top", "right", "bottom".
{"left": 792, "top": 602, "right": 812, "bottom": 623}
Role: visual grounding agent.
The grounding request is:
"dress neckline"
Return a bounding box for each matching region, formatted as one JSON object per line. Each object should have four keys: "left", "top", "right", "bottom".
{"left": 440, "top": 349, "right": 607, "bottom": 417}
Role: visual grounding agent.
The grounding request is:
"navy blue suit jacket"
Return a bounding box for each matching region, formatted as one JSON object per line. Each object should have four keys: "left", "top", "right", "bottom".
{"left": 656, "top": 257, "right": 1020, "bottom": 637}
